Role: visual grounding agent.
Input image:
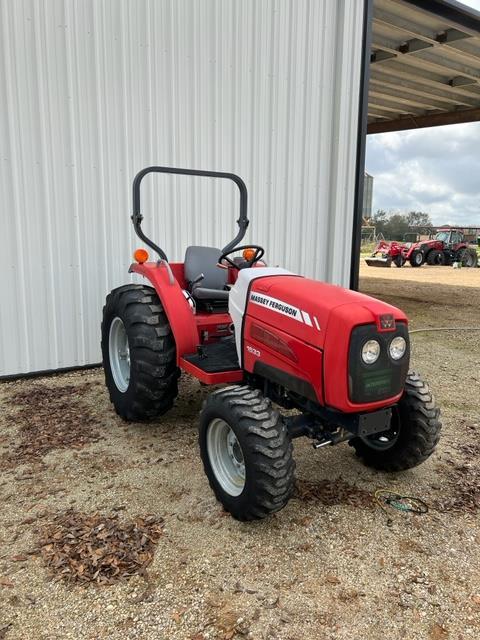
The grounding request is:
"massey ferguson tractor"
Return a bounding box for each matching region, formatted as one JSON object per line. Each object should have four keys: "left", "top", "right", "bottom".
{"left": 366, "top": 229, "right": 478, "bottom": 268}
{"left": 102, "top": 167, "right": 441, "bottom": 521}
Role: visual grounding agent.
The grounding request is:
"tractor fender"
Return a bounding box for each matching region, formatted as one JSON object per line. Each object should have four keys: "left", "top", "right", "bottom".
{"left": 404, "top": 240, "right": 435, "bottom": 259}
{"left": 129, "top": 262, "right": 198, "bottom": 362}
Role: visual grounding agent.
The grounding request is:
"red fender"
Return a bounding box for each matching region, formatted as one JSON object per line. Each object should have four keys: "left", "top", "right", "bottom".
{"left": 129, "top": 262, "right": 198, "bottom": 362}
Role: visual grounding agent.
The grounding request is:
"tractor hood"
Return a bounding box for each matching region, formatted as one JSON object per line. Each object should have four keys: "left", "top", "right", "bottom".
{"left": 246, "top": 275, "right": 407, "bottom": 349}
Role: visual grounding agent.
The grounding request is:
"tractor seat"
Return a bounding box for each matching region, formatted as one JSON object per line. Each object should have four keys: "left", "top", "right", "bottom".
{"left": 184, "top": 246, "right": 229, "bottom": 301}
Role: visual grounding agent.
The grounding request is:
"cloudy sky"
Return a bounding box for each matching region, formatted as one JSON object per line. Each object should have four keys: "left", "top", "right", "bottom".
{"left": 365, "top": 0, "right": 480, "bottom": 226}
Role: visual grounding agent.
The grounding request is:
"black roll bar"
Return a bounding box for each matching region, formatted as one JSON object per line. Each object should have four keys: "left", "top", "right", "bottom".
{"left": 131, "top": 166, "right": 249, "bottom": 262}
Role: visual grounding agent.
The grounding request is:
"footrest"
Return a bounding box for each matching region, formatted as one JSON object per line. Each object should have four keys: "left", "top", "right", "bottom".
{"left": 183, "top": 339, "right": 239, "bottom": 373}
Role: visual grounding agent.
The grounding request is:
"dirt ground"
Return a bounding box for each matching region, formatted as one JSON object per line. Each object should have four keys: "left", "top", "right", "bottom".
{"left": 359, "top": 261, "right": 480, "bottom": 289}
{"left": 1, "top": 265, "right": 479, "bottom": 640}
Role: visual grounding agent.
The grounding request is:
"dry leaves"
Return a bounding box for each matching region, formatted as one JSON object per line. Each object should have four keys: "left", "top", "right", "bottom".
{"left": 398, "top": 538, "right": 425, "bottom": 554}
{"left": 295, "top": 478, "right": 373, "bottom": 508}
{"left": 471, "top": 594, "right": 480, "bottom": 607}
{"left": 35, "top": 510, "right": 164, "bottom": 585}
{"left": 0, "top": 577, "right": 14, "bottom": 588}
{"left": 0, "top": 624, "right": 12, "bottom": 640}
{"left": 2, "top": 383, "right": 102, "bottom": 466}
{"left": 438, "top": 462, "right": 480, "bottom": 513}
{"left": 429, "top": 622, "right": 449, "bottom": 639}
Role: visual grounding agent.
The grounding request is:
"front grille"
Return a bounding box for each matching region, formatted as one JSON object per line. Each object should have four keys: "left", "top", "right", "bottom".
{"left": 348, "top": 323, "right": 409, "bottom": 404}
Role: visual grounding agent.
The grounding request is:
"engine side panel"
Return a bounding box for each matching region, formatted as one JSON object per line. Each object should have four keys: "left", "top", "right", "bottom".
{"left": 242, "top": 315, "right": 324, "bottom": 404}
{"left": 229, "top": 267, "right": 294, "bottom": 360}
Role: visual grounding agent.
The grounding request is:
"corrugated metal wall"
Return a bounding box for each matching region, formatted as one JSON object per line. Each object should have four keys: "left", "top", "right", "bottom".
{"left": 0, "top": 0, "right": 365, "bottom": 377}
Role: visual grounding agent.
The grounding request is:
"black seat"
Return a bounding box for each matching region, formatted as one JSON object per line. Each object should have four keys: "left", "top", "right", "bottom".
{"left": 184, "top": 246, "right": 229, "bottom": 301}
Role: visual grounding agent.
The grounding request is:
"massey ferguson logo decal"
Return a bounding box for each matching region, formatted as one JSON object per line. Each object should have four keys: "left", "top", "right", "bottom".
{"left": 379, "top": 313, "right": 396, "bottom": 331}
{"left": 249, "top": 293, "right": 321, "bottom": 330}
{"left": 250, "top": 294, "right": 299, "bottom": 318}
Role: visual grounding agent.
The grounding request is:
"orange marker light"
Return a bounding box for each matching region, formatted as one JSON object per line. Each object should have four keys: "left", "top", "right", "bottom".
{"left": 134, "top": 248, "right": 149, "bottom": 264}
{"left": 243, "top": 247, "right": 256, "bottom": 262}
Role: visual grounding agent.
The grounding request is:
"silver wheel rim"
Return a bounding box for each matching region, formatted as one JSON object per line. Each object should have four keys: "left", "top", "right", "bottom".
{"left": 109, "top": 317, "right": 130, "bottom": 392}
{"left": 415, "top": 253, "right": 422, "bottom": 265}
{"left": 206, "top": 419, "right": 245, "bottom": 497}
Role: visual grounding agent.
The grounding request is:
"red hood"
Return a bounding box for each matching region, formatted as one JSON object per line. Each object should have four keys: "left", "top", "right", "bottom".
{"left": 248, "top": 276, "right": 407, "bottom": 348}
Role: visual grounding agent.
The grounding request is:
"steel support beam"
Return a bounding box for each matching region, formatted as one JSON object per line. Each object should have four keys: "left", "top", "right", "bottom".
{"left": 371, "top": 60, "right": 480, "bottom": 101}
{"left": 367, "top": 106, "right": 480, "bottom": 133}
{"left": 370, "top": 68, "right": 480, "bottom": 106}
{"left": 369, "top": 81, "right": 451, "bottom": 110}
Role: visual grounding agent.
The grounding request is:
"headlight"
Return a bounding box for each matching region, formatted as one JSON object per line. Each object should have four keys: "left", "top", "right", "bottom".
{"left": 361, "top": 339, "right": 381, "bottom": 364}
{"left": 389, "top": 336, "right": 407, "bottom": 360}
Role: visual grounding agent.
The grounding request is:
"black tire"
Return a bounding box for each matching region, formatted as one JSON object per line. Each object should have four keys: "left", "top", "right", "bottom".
{"left": 409, "top": 250, "right": 424, "bottom": 267}
{"left": 393, "top": 255, "right": 405, "bottom": 268}
{"left": 458, "top": 248, "right": 478, "bottom": 268}
{"left": 101, "top": 284, "right": 179, "bottom": 421}
{"left": 199, "top": 386, "right": 295, "bottom": 520}
{"left": 350, "top": 372, "right": 441, "bottom": 472}
{"left": 426, "top": 250, "right": 445, "bottom": 266}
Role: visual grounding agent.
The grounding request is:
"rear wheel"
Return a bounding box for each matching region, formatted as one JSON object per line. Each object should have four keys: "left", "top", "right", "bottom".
{"left": 409, "top": 250, "right": 424, "bottom": 267}
{"left": 350, "top": 372, "right": 441, "bottom": 471}
{"left": 199, "top": 386, "right": 295, "bottom": 520}
{"left": 458, "top": 248, "right": 478, "bottom": 268}
{"left": 101, "top": 285, "right": 179, "bottom": 421}
{"left": 426, "top": 250, "right": 445, "bottom": 266}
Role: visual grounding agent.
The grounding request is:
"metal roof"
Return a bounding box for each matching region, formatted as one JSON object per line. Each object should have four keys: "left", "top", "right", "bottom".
{"left": 368, "top": 0, "right": 480, "bottom": 132}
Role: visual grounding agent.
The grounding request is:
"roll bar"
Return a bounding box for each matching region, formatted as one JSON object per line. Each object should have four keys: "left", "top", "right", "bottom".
{"left": 131, "top": 166, "right": 249, "bottom": 262}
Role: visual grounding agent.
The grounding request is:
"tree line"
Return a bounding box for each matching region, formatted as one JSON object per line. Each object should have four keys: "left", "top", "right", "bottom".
{"left": 371, "top": 210, "right": 433, "bottom": 241}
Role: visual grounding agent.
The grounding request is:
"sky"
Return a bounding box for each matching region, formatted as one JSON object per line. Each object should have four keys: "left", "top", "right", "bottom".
{"left": 365, "top": 0, "right": 480, "bottom": 226}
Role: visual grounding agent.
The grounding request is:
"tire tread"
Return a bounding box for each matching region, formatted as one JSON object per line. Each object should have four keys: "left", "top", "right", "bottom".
{"left": 351, "top": 371, "right": 441, "bottom": 471}
{"left": 101, "top": 284, "right": 178, "bottom": 421}
{"left": 199, "top": 386, "right": 295, "bottom": 520}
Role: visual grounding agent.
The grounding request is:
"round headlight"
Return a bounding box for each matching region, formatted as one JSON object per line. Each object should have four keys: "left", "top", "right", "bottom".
{"left": 389, "top": 336, "right": 407, "bottom": 360}
{"left": 361, "top": 339, "right": 381, "bottom": 364}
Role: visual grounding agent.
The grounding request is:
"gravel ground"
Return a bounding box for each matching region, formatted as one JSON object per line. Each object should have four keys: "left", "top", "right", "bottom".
{"left": 1, "top": 270, "right": 479, "bottom": 640}
{"left": 360, "top": 261, "right": 479, "bottom": 289}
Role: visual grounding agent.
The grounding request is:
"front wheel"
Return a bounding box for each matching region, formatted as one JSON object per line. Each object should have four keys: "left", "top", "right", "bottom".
{"left": 350, "top": 372, "right": 441, "bottom": 471}
{"left": 393, "top": 255, "right": 405, "bottom": 268}
{"left": 409, "top": 250, "right": 424, "bottom": 267}
{"left": 199, "top": 386, "right": 295, "bottom": 520}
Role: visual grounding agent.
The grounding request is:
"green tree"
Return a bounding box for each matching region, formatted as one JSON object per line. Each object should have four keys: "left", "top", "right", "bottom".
{"left": 384, "top": 214, "right": 410, "bottom": 241}
{"left": 373, "top": 209, "right": 388, "bottom": 237}
{"left": 373, "top": 209, "right": 432, "bottom": 241}
{"left": 406, "top": 211, "right": 433, "bottom": 228}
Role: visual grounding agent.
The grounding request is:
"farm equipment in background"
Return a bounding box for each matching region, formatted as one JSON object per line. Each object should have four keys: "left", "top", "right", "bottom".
{"left": 366, "top": 228, "right": 478, "bottom": 268}
{"left": 101, "top": 166, "right": 442, "bottom": 521}
{"left": 365, "top": 240, "right": 406, "bottom": 268}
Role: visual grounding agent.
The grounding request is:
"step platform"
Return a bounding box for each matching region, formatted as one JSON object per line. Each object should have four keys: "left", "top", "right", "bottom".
{"left": 179, "top": 338, "right": 243, "bottom": 384}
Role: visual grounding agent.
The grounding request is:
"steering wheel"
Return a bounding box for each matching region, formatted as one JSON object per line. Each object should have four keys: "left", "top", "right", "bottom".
{"left": 218, "top": 245, "right": 265, "bottom": 269}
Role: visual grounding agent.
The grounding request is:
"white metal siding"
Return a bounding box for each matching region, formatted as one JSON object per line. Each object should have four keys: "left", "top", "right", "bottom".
{"left": 0, "top": 0, "right": 364, "bottom": 376}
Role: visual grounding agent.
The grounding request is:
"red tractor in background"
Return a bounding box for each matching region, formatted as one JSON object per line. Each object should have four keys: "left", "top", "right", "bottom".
{"left": 366, "top": 228, "right": 478, "bottom": 268}
{"left": 366, "top": 239, "right": 406, "bottom": 268}
{"left": 101, "top": 167, "right": 441, "bottom": 521}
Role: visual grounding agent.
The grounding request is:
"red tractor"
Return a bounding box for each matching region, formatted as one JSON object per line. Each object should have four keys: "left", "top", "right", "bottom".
{"left": 102, "top": 167, "right": 441, "bottom": 521}
{"left": 365, "top": 239, "right": 406, "bottom": 268}
{"left": 367, "top": 229, "right": 478, "bottom": 268}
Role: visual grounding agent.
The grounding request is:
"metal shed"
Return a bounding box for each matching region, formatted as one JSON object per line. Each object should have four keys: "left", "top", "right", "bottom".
{"left": 1, "top": 0, "right": 480, "bottom": 377}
